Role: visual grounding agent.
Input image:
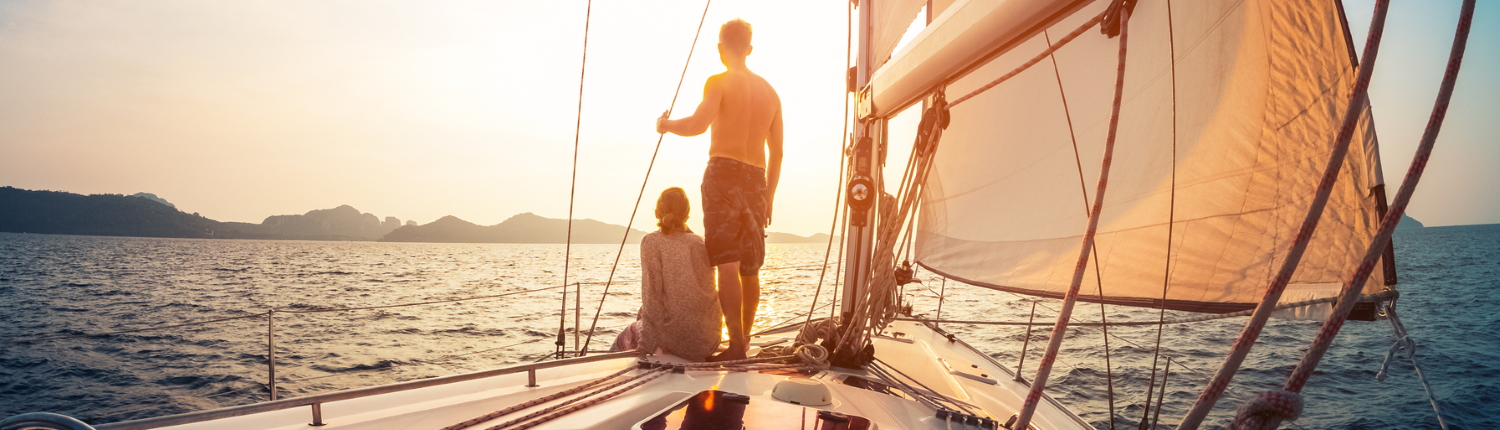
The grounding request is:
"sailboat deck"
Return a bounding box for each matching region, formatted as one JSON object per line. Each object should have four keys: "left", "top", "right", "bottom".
{"left": 108, "top": 321, "right": 1087, "bottom": 430}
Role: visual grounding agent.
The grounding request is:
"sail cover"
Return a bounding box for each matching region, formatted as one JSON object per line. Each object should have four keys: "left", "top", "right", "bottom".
{"left": 894, "top": 0, "right": 1388, "bottom": 313}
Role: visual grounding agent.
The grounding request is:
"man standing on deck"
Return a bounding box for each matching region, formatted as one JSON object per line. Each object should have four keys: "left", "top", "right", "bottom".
{"left": 656, "top": 18, "right": 782, "bottom": 361}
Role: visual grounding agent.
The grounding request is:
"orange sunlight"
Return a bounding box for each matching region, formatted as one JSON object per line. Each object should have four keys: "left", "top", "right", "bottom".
{"left": 0, "top": 0, "right": 857, "bottom": 236}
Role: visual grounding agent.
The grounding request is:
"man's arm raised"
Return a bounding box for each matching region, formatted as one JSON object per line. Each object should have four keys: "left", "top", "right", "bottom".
{"left": 765, "top": 103, "right": 782, "bottom": 227}
{"left": 657, "top": 76, "right": 723, "bottom": 136}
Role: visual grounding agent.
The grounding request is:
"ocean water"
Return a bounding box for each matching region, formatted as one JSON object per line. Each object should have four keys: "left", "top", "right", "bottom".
{"left": 0, "top": 225, "right": 1495, "bottom": 429}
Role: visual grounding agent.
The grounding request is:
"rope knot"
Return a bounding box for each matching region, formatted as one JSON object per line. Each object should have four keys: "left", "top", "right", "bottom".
{"left": 1229, "top": 391, "right": 1302, "bottom": 430}
{"left": 793, "top": 344, "right": 830, "bottom": 370}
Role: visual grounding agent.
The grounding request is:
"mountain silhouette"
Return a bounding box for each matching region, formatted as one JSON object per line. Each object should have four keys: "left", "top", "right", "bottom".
{"left": 258, "top": 204, "right": 403, "bottom": 240}
{"left": 0, "top": 186, "right": 402, "bottom": 241}
{"left": 380, "top": 213, "right": 649, "bottom": 244}
{"left": 1397, "top": 214, "right": 1424, "bottom": 230}
{"left": 379, "top": 212, "right": 835, "bottom": 244}
{"left": 0, "top": 187, "right": 223, "bottom": 238}
{"left": 0, "top": 186, "right": 835, "bottom": 244}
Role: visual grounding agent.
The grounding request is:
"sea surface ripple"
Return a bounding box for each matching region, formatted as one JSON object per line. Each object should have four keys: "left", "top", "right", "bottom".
{"left": 1, "top": 225, "right": 1496, "bottom": 429}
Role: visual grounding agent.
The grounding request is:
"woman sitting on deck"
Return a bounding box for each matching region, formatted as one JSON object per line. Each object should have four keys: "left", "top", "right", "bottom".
{"left": 611, "top": 187, "right": 723, "bottom": 361}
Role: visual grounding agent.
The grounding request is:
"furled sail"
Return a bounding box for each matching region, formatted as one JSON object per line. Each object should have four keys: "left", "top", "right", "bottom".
{"left": 870, "top": 0, "right": 928, "bottom": 68}
{"left": 877, "top": 0, "right": 1389, "bottom": 313}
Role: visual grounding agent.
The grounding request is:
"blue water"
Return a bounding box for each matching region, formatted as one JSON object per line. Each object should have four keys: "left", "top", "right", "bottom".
{"left": 0, "top": 225, "right": 1495, "bottom": 429}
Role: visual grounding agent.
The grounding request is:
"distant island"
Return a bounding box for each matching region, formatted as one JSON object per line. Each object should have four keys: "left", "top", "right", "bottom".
{"left": 1398, "top": 213, "right": 1424, "bottom": 230}
{"left": 0, "top": 186, "right": 830, "bottom": 244}
{"left": 380, "top": 212, "right": 650, "bottom": 244}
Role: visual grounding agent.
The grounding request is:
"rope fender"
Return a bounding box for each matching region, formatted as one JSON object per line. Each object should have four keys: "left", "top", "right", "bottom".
{"left": 1227, "top": 391, "right": 1302, "bottom": 430}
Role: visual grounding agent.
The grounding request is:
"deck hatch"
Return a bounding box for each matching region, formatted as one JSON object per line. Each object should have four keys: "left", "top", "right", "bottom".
{"left": 635, "top": 390, "right": 873, "bottom": 430}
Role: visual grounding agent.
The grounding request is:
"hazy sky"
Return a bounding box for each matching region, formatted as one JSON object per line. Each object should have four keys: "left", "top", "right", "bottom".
{"left": 0, "top": 1, "right": 1495, "bottom": 236}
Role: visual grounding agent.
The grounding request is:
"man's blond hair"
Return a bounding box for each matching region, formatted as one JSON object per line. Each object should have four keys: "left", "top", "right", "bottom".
{"left": 719, "top": 19, "right": 752, "bottom": 55}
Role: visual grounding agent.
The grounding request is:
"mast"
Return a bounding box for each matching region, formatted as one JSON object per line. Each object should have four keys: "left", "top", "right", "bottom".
{"left": 842, "top": 0, "right": 879, "bottom": 319}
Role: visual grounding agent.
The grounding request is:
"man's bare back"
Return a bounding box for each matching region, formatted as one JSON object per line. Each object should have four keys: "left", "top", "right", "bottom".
{"left": 654, "top": 19, "right": 782, "bottom": 361}
{"left": 704, "top": 70, "right": 781, "bottom": 169}
{"left": 656, "top": 62, "right": 782, "bottom": 171}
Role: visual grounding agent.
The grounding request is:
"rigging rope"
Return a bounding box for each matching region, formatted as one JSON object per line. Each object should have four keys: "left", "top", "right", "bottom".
{"left": 447, "top": 347, "right": 828, "bottom": 430}
{"left": 831, "top": 90, "right": 946, "bottom": 361}
{"left": 487, "top": 368, "right": 670, "bottom": 430}
{"left": 869, "top": 359, "right": 980, "bottom": 415}
{"left": 1012, "top": 5, "right": 1129, "bottom": 429}
{"left": 802, "top": 0, "right": 855, "bottom": 331}
{"left": 1177, "top": 1, "right": 1392, "bottom": 427}
{"left": 578, "top": 0, "right": 714, "bottom": 357}
{"left": 948, "top": 11, "right": 1106, "bottom": 108}
{"left": 1044, "top": 24, "right": 1120, "bottom": 429}
{"left": 1142, "top": 2, "right": 1179, "bottom": 426}
{"left": 559, "top": 0, "right": 593, "bottom": 358}
{"left": 831, "top": 207, "right": 850, "bottom": 320}
{"left": 439, "top": 367, "right": 634, "bottom": 430}
{"left": 1376, "top": 302, "right": 1450, "bottom": 428}
{"left": 1233, "top": 2, "right": 1474, "bottom": 428}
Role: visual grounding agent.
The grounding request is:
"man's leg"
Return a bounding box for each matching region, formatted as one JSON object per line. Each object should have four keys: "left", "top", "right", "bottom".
{"left": 740, "top": 274, "right": 760, "bottom": 342}
{"left": 711, "top": 261, "right": 747, "bottom": 361}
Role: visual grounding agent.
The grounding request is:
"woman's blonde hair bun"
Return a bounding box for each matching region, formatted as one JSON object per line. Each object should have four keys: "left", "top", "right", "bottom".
{"left": 656, "top": 187, "right": 690, "bottom": 235}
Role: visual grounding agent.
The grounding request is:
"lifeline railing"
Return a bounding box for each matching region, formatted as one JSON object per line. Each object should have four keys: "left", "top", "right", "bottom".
{"left": 93, "top": 351, "right": 637, "bottom": 430}
{"left": 3, "top": 281, "right": 602, "bottom": 405}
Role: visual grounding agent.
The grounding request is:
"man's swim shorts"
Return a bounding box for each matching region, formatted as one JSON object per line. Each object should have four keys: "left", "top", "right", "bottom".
{"left": 701, "top": 157, "right": 766, "bottom": 276}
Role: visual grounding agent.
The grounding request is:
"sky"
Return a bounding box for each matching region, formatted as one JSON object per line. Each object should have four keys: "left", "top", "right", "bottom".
{"left": 0, "top": 0, "right": 1495, "bottom": 236}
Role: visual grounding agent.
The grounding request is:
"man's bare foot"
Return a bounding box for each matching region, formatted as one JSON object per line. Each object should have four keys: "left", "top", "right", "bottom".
{"left": 707, "top": 348, "right": 747, "bottom": 362}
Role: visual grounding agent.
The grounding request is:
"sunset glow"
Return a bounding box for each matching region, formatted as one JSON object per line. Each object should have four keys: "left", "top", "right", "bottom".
{"left": 0, "top": 1, "right": 1495, "bottom": 235}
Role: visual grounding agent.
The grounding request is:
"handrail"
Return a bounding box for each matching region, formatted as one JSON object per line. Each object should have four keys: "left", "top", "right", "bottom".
{"left": 95, "top": 351, "right": 638, "bottom": 430}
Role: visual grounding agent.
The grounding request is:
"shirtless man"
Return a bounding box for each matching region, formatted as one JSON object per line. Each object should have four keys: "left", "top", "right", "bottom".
{"left": 656, "top": 18, "right": 782, "bottom": 361}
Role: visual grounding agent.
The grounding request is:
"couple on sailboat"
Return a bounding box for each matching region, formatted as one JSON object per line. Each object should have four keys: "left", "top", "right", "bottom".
{"left": 611, "top": 18, "right": 784, "bottom": 362}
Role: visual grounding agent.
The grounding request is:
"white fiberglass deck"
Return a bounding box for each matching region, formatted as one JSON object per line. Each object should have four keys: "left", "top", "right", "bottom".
{"left": 105, "top": 321, "right": 1089, "bottom": 430}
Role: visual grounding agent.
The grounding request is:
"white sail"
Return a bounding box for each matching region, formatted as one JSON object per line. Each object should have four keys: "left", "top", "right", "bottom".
{"left": 870, "top": 0, "right": 929, "bottom": 69}
{"left": 878, "top": 0, "right": 1388, "bottom": 313}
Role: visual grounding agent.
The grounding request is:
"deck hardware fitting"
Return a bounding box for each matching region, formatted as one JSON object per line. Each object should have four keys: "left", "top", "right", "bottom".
{"left": 308, "top": 403, "right": 324, "bottom": 427}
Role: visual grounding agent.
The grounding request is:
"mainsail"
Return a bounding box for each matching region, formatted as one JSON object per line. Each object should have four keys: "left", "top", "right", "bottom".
{"left": 869, "top": 0, "right": 1390, "bottom": 313}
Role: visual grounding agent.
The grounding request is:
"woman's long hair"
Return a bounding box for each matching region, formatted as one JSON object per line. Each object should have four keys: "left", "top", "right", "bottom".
{"left": 655, "top": 187, "right": 690, "bottom": 235}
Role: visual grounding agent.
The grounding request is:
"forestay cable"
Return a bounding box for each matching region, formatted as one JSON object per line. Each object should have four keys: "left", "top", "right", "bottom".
{"left": 578, "top": 0, "right": 714, "bottom": 356}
